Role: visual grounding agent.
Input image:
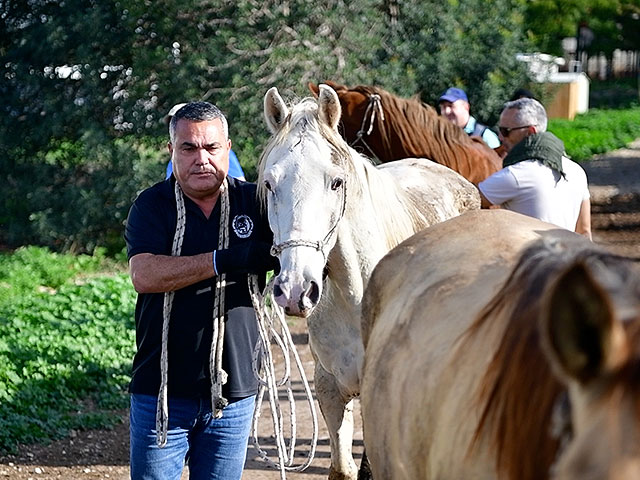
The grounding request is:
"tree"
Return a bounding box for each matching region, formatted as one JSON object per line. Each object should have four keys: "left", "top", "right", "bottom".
{"left": 1, "top": 0, "right": 532, "bottom": 252}
{"left": 524, "top": 0, "right": 640, "bottom": 59}
{"left": 382, "top": 0, "right": 530, "bottom": 124}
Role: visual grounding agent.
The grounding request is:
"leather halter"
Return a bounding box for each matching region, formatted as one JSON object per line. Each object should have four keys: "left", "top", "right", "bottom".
{"left": 348, "top": 93, "right": 384, "bottom": 162}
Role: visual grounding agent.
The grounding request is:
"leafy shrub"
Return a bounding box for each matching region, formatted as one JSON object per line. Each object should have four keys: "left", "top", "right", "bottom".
{"left": 2, "top": 135, "right": 166, "bottom": 255}
{"left": 0, "top": 248, "right": 135, "bottom": 453}
{"left": 590, "top": 78, "right": 640, "bottom": 110}
{"left": 549, "top": 106, "right": 640, "bottom": 162}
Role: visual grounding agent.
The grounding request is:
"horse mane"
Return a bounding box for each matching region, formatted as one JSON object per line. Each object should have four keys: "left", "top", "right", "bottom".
{"left": 463, "top": 238, "right": 640, "bottom": 480}
{"left": 257, "top": 96, "right": 425, "bottom": 250}
{"left": 350, "top": 86, "right": 481, "bottom": 149}
{"left": 346, "top": 84, "right": 501, "bottom": 184}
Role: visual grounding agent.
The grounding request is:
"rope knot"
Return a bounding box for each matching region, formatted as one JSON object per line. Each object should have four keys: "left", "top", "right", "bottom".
{"left": 215, "top": 397, "right": 229, "bottom": 411}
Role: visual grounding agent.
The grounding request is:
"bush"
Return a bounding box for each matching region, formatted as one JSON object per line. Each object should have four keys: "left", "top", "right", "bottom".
{"left": 2, "top": 135, "right": 167, "bottom": 255}
{"left": 549, "top": 106, "right": 640, "bottom": 162}
{"left": 0, "top": 248, "right": 135, "bottom": 453}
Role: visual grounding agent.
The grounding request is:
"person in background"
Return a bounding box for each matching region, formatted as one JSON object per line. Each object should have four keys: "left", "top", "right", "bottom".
{"left": 478, "top": 97, "right": 592, "bottom": 239}
{"left": 165, "top": 103, "right": 246, "bottom": 181}
{"left": 125, "top": 101, "right": 278, "bottom": 479}
{"left": 438, "top": 87, "right": 501, "bottom": 149}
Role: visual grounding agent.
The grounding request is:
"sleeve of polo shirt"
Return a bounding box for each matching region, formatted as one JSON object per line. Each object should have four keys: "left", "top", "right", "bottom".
{"left": 124, "top": 189, "right": 173, "bottom": 260}
{"left": 482, "top": 129, "right": 501, "bottom": 149}
{"left": 478, "top": 167, "right": 519, "bottom": 206}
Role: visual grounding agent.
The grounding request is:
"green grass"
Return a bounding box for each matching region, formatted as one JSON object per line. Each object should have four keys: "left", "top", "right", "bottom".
{"left": 0, "top": 247, "right": 135, "bottom": 453}
{"left": 549, "top": 105, "right": 640, "bottom": 162}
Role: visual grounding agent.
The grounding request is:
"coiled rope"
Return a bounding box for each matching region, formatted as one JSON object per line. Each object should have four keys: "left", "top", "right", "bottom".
{"left": 248, "top": 275, "right": 318, "bottom": 480}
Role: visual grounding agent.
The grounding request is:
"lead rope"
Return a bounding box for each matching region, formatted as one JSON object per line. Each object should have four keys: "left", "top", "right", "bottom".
{"left": 156, "top": 178, "right": 230, "bottom": 447}
{"left": 211, "top": 179, "right": 230, "bottom": 418}
{"left": 248, "top": 275, "right": 318, "bottom": 479}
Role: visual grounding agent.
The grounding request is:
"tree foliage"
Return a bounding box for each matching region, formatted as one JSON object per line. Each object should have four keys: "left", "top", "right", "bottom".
{"left": 524, "top": 0, "right": 640, "bottom": 57}
{"left": 384, "top": 0, "right": 529, "bottom": 124}
{"left": 3, "top": 0, "right": 531, "bottom": 253}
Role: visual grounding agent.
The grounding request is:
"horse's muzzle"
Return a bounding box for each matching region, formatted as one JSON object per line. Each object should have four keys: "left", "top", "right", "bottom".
{"left": 273, "top": 276, "right": 321, "bottom": 317}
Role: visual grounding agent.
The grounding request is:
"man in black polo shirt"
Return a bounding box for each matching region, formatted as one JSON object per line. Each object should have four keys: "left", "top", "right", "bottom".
{"left": 124, "top": 101, "right": 277, "bottom": 480}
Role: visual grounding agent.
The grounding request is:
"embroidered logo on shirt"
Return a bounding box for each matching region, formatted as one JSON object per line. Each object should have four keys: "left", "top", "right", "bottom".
{"left": 232, "top": 214, "right": 254, "bottom": 238}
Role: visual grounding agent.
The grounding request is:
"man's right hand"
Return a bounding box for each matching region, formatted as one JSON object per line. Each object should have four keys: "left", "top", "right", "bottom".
{"left": 215, "top": 241, "right": 280, "bottom": 275}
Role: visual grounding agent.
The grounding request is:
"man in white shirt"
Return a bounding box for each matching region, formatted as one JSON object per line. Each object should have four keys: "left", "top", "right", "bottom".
{"left": 478, "top": 98, "right": 592, "bottom": 239}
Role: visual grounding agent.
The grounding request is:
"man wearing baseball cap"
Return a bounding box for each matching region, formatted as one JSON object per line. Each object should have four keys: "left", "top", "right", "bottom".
{"left": 438, "top": 87, "right": 500, "bottom": 149}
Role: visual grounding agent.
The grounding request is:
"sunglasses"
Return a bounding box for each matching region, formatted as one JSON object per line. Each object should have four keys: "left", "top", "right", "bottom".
{"left": 498, "top": 125, "right": 532, "bottom": 137}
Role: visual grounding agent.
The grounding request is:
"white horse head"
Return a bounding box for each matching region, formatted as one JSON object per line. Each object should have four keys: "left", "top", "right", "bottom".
{"left": 260, "top": 85, "right": 350, "bottom": 317}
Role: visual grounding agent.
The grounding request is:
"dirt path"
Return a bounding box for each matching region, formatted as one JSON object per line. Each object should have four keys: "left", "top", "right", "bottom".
{"left": 1, "top": 141, "right": 638, "bottom": 479}
{"left": 583, "top": 138, "right": 640, "bottom": 259}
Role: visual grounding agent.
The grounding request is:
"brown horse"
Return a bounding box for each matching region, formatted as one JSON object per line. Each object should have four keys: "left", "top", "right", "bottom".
{"left": 361, "top": 209, "right": 640, "bottom": 480}
{"left": 309, "top": 81, "right": 503, "bottom": 185}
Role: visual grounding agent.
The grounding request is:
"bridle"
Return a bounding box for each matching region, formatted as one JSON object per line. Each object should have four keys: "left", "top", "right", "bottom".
{"left": 270, "top": 178, "right": 347, "bottom": 264}
{"left": 348, "top": 93, "right": 384, "bottom": 162}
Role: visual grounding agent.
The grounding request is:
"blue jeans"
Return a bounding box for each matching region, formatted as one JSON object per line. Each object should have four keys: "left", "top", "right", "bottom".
{"left": 130, "top": 393, "right": 256, "bottom": 480}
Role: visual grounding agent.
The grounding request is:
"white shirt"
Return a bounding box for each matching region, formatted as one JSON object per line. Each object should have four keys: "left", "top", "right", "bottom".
{"left": 478, "top": 157, "right": 590, "bottom": 231}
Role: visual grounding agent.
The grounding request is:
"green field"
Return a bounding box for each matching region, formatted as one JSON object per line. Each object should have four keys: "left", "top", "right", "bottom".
{"left": 0, "top": 247, "right": 135, "bottom": 453}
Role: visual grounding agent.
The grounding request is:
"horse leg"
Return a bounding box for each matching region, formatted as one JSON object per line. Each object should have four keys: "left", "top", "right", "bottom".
{"left": 358, "top": 450, "right": 372, "bottom": 480}
{"left": 315, "top": 363, "right": 358, "bottom": 480}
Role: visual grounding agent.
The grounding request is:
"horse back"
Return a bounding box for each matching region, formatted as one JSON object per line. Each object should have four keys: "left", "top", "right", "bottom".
{"left": 360, "top": 210, "right": 571, "bottom": 479}
{"left": 376, "top": 157, "right": 480, "bottom": 226}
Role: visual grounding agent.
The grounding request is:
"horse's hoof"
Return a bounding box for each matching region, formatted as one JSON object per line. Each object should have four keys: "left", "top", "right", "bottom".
{"left": 328, "top": 465, "right": 358, "bottom": 480}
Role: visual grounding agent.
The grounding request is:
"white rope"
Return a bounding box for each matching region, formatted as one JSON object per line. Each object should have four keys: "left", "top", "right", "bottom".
{"left": 248, "top": 275, "right": 319, "bottom": 479}
{"left": 157, "top": 181, "right": 187, "bottom": 447}
{"left": 156, "top": 178, "right": 230, "bottom": 447}
{"left": 211, "top": 180, "right": 230, "bottom": 418}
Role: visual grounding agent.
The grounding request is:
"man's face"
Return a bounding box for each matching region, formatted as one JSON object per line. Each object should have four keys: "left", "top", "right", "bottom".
{"left": 498, "top": 108, "right": 533, "bottom": 152}
{"left": 168, "top": 117, "right": 230, "bottom": 200}
{"left": 439, "top": 100, "right": 470, "bottom": 128}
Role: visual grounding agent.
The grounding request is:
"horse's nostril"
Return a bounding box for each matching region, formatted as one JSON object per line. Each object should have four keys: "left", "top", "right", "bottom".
{"left": 307, "top": 281, "right": 320, "bottom": 305}
{"left": 298, "top": 281, "right": 321, "bottom": 313}
{"left": 273, "top": 284, "right": 283, "bottom": 297}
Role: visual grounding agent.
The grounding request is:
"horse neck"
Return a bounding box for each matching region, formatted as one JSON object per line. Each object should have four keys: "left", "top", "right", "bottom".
{"left": 328, "top": 152, "right": 420, "bottom": 285}
{"left": 380, "top": 98, "right": 500, "bottom": 183}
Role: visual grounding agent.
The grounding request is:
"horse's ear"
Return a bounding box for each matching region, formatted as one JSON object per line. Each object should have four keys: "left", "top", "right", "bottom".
{"left": 318, "top": 84, "right": 341, "bottom": 132}
{"left": 540, "top": 261, "right": 629, "bottom": 385}
{"left": 308, "top": 82, "right": 320, "bottom": 97}
{"left": 264, "top": 87, "right": 289, "bottom": 134}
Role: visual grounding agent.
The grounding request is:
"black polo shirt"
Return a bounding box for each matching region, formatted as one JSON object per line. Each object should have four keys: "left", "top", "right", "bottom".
{"left": 124, "top": 177, "right": 272, "bottom": 400}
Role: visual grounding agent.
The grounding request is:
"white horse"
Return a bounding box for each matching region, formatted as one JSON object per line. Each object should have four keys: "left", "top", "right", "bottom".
{"left": 361, "top": 209, "right": 640, "bottom": 480}
{"left": 258, "top": 84, "right": 480, "bottom": 479}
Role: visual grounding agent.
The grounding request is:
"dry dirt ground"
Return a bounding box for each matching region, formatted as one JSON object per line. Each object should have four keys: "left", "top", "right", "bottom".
{"left": 1, "top": 140, "right": 639, "bottom": 480}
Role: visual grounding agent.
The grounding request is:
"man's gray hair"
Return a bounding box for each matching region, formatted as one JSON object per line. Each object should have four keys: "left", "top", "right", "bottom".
{"left": 169, "top": 101, "right": 229, "bottom": 143}
{"left": 502, "top": 97, "right": 548, "bottom": 132}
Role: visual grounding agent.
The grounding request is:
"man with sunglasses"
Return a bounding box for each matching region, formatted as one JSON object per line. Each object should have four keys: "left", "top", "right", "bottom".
{"left": 478, "top": 98, "right": 592, "bottom": 239}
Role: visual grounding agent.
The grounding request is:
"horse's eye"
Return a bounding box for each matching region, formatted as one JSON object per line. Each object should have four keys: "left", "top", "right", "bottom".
{"left": 331, "top": 178, "right": 343, "bottom": 191}
{"left": 264, "top": 180, "right": 272, "bottom": 191}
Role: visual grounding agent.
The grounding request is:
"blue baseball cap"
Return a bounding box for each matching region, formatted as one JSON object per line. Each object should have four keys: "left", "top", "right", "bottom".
{"left": 439, "top": 87, "right": 468, "bottom": 103}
